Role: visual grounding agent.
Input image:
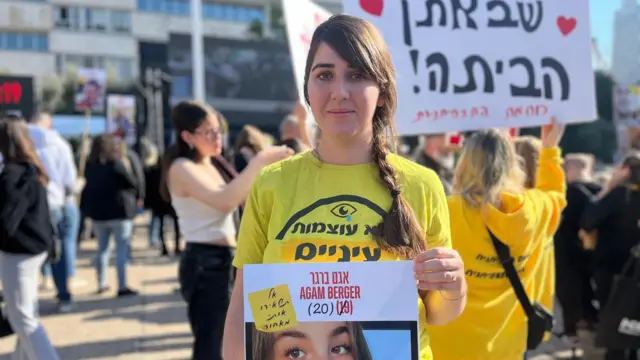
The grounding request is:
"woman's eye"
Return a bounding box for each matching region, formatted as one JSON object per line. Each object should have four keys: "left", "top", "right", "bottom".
{"left": 317, "top": 72, "right": 332, "bottom": 80}
{"left": 350, "top": 73, "right": 365, "bottom": 80}
{"left": 286, "top": 348, "right": 306, "bottom": 359}
{"left": 330, "top": 345, "right": 352, "bottom": 355}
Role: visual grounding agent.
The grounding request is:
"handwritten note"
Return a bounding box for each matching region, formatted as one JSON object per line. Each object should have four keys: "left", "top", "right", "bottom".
{"left": 247, "top": 284, "right": 298, "bottom": 332}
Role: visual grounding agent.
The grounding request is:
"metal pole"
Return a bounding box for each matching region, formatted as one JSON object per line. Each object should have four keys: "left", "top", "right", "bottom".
{"left": 144, "top": 68, "right": 156, "bottom": 146}
{"left": 154, "top": 68, "right": 165, "bottom": 154}
{"left": 190, "top": 0, "right": 205, "bottom": 102}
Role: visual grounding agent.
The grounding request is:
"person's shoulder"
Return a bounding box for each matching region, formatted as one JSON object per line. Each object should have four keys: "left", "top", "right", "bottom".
{"left": 169, "top": 157, "right": 194, "bottom": 174}
{"left": 256, "top": 151, "right": 311, "bottom": 189}
{"left": 388, "top": 153, "right": 442, "bottom": 190}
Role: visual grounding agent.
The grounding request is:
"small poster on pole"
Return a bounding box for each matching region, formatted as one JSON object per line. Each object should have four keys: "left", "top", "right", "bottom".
{"left": 75, "top": 68, "right": 107, "bottom": 113}
{"left": 244, "top": 261, "right": 419, "bottom": 360}
{"left": 106, "top": 94, "right": 136, "bottom": 145}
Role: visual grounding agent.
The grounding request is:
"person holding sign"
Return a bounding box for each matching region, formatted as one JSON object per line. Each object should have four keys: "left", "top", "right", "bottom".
{"left": 223, "top": 15, "right": 467, "bottom": 360}
{"left": 427, "top": 119, "right": 566, "bottom": 359}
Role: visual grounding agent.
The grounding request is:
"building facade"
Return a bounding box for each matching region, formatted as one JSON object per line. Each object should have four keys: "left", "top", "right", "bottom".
{"left": 0, "top": 0, "right": 341, "bottom": 82}
{"left": 612, "top": 0, "right": 640, "bottom": 84}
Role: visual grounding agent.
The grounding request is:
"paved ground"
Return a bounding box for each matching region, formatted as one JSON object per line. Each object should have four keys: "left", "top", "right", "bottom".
{"left": 0, "top": 219, "right": 192, "bottom": 360}
{"left": 0, "top": 217, "right": 607, "bottom": 359}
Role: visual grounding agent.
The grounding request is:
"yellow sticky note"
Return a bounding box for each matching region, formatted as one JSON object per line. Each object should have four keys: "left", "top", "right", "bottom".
{"left": 248, "top": 284, "right": 298, "bottom": 333}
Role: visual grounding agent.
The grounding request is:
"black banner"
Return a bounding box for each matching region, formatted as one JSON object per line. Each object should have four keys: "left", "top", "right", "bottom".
{"left": 0, "top": 75, "right": 35, "bottom": 121}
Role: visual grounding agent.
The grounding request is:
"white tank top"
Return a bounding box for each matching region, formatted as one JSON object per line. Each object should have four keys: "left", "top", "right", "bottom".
{"left": 170, "top": 193, "right": 236, "bottom": 242}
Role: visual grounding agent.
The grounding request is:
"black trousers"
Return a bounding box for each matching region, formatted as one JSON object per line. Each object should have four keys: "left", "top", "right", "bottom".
{"left": 178, "top": 243, "right": 235, "bottom": 360}
{"left": 555, "top": 252, "right": 598, "bottom": 335}
{"left": 595, "top": 269, "right": 639, "bottom": 360}
{"left": 154, "top": 211, "right": 181, "bottom": 254}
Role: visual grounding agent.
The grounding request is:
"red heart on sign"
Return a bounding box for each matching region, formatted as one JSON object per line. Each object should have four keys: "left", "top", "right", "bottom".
{"left": 360, "top": 0, "right": 384, "bottom": 16}
{"left": 446, "top": 132, "right": 463, "bottom": 147}
{"left": 557, "top": 16, "right": 577, "bottom": 36}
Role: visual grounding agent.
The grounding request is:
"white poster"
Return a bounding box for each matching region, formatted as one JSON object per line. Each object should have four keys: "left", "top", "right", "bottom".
{"left": 75, "top": 68, "right": 107, "bottom": 113}
{"left": 106, "top": 94, "right": 136, "bottom": 145}
{"left": 344, "top": 0, "right": 597, "bottom": 135}
{"left": 615, "top": 85, "right": 640, "bottom": 127}
{"left": 283, "top": 0, "right": 333, "bottom": 124}
{"left": 244, "top": 261, "right": 419, "bottom": 360}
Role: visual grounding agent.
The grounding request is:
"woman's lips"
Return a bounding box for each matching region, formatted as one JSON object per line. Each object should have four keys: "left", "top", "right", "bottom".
{"left": 327, "top": 109, "right": 355, "bottom": 117}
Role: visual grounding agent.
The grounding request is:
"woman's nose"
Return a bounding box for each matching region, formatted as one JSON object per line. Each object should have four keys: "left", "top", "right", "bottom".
{"left": 331, "top": 78, "right": 349, "bottom": 100}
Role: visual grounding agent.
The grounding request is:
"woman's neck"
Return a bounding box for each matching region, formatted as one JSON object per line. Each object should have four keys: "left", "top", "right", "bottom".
{"left": 315, "top": 137, "right": 372, "bottom": 165}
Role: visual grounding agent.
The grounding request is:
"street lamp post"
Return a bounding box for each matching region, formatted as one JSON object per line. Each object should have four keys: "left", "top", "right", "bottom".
{"left": 190, "top": 0, "right": 205, "bottom": 102}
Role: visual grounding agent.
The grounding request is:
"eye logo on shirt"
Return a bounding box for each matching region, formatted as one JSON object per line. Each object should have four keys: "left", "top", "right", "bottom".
{"left": 330, "top": 203, "right": 357, "bottom": 221}
{"left": 276, "top": 195, "right": 397, "bottom": 263}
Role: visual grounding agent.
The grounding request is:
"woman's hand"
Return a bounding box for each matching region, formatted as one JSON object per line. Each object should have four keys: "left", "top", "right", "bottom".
{"left": 251, "top": 145, "right": 294, "bottom": 168}
{"left": 414, "top": 247, "right": 466, "bottom": 299}
{"left": 541, "top": 116, "right": 565, "bottom": 148}
{"left": 607, "top": 165, "right": 629, "bottom": 189}
{"left": 293, "top": 102, "right": 308, "bottom": 123}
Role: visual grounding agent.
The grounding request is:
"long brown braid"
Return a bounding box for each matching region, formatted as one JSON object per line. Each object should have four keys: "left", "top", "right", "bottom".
{"left": 370, "top": 112, "right": 426, "bottom": 259}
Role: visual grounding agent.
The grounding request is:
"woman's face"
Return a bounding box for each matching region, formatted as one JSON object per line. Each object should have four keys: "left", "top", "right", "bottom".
{"left": 271, "top": 321, "right": 355, "bottom": 360}
{"left": 183, "top": 114, "right": 223, "bottom": 157}
{"left": 306, "top": 42, "right": 383, "bottom": 143}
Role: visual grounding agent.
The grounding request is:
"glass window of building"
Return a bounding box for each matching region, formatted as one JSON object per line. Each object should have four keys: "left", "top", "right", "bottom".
{"left": 111, "top": 11, "right": 132, "bottom": 33}
{"left": 54, "top": 6, "right": 82, "bottom": 30}
{"left": 6, "top": 33, "right": 19, "bottom": 50}
{"left": 172, "top": 76, "right": 192, "bottom": 98}
{"left": 85, "top": 8, "right": 110, "bottom": 32}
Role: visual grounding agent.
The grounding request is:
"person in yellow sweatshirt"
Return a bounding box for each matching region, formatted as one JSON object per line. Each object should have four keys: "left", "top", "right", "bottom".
{"left": 427, "top": 118, "right": 567, "bottom": 360}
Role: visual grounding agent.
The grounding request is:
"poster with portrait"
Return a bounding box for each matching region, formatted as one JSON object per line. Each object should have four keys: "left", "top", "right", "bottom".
{"left": 106, "top": 94, "right": 136, "bottom": 145}
{"left": 614, "top": 85, "right": 640, "bottom": 127}
{"left": 244, "top": 261, "right": 419, "bottom": 360}
{"left": 75, "top": 68, "right": 107, "bottom": 113}
{"left": 344, "top": 0, "right": 596, "bottom": 135}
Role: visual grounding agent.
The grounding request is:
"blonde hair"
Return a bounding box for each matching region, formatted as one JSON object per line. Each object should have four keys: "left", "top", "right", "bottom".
{"left": 514, "top": 136, "right": 542, "bottom": 189}
{"left": 453, "top": 129, "right": 525, "bottom": 207}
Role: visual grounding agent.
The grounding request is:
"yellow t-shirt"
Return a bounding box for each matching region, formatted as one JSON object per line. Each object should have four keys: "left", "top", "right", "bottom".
{"left": 233, "top": 151, "right": 451, "bottom": 360}
{"left": 427, "top": 147, "right": 567, "bottom": 360}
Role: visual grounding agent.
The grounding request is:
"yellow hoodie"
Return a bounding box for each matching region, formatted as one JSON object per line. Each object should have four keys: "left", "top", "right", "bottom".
{"left": 427, "top": 147, "right": 566, "bottom": 360}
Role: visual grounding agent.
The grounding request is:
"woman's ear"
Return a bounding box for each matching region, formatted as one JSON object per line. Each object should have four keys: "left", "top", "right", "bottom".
{"left": 180, "top": 130, "right": 192, "bottom": 147}
{"left": 377, "top": 97, "right": 384, "bottom": 107}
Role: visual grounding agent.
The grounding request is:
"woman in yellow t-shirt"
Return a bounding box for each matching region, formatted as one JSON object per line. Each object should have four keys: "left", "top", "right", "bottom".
{"left": 222, "top": 14, "right": 467, "bottom": 360}
{"left": 427, "top": 120, "right": 567, "bottom": 360}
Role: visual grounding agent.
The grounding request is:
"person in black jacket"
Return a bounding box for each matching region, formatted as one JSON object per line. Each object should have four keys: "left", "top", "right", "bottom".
{"left": 0, "top": 119, "right": 60, "bottom": 360}
{"left": 554, "top": 154, "right": 601, "bottom": 344}
{"left": 145, "top": 155, "right": 181, "bottom": 256}
{"left": 80, "top": 134, "right": 140, "bottom": 297}
{"left": 581, "top": 152, "right": 640, "bottom": 360}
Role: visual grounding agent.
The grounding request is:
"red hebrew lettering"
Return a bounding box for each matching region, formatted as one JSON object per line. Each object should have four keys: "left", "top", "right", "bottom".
{"left": 0, "top": 82, "right": 22, "bottom": 104}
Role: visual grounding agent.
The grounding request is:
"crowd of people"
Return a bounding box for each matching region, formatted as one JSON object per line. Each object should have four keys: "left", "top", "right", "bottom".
{"left": 0, "top": 14, "right": 639, "bottom": 360}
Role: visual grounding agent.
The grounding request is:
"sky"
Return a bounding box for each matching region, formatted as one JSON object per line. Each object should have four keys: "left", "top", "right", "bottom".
{"left": 590, "top": 0, "right": 621, "bottom": 65}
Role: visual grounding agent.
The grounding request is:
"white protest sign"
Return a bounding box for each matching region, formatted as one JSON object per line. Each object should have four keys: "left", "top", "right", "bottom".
{"left": 283, "top": 0, "right": 332, "bottom": 128}
{"left": 344, "top": 0, "right": 597, "bottom": 135}
{"left": 243, "top": 261, "right": 419, "bottom": 360}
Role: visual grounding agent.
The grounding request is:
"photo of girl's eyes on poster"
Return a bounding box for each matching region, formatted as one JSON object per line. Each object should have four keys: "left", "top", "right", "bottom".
{"left": 247, "top": 321, "right": 417, "bottom": 360}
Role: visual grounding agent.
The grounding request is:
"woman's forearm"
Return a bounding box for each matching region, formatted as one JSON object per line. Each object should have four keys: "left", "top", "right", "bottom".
{"left": 223, "top": 274, "right": 246, "bottom": 360}
{"left": 420, "top": 286, "right": 467, "bottom": 326}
